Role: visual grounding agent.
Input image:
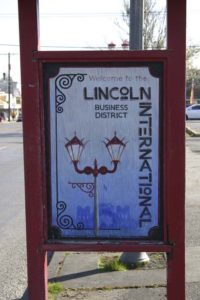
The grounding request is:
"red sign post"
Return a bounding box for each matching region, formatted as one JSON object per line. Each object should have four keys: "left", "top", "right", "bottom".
{"left": 18, "top": 0, "right": 186, "bottom": 299}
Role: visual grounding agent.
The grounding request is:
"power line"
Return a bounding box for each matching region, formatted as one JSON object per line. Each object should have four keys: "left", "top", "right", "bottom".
{"left": 0, "top": 43, "right": 19, "bottom": 47}
{"left": 0, "top": 12, "right": 121, "bottom": 18}
{"left": 0, "top": 10, "right": 167, "bottom": 18}
{"left": 1, "top": 42, "right": 200, "bottom": 52}
{"left": 0, "top": 52, "right": 19, "bottom": 55}
{"left": 1, "top": 43, "right": 200, "bottom": 50}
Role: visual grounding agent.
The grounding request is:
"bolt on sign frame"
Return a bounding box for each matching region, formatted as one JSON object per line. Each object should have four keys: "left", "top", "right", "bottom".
{"left": 18, "top": 0, "right": 186, "bottom": 299}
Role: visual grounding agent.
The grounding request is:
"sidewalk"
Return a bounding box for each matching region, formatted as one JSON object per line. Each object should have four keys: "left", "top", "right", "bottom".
{"left": 186, "top": 121, "right": 200, "bottom": 136}
{"left": 48, "top": 252, "right": 167, "bottom": 300}
{"left": 48, "top": 246, "right": 200, "bottom": 300}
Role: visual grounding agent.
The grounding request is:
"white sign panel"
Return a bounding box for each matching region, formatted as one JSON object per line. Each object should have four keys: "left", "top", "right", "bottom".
{"left": 46, "top": 64, "right": 162, "bottom": 240}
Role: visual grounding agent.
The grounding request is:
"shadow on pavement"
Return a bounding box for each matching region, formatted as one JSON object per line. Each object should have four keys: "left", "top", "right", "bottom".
{"left": 49, "top": 268, "right": 101, "bottom": 283}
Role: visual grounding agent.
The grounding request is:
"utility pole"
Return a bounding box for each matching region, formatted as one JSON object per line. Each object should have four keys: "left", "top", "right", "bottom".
{"left": 8, "top": 53, "right": 11, "bottom": 122}
{"left": 120, "top": 0, "right": 149, "bottom": 267}
{"left": 129, "top": 0, "right": 143, "bottom": 50}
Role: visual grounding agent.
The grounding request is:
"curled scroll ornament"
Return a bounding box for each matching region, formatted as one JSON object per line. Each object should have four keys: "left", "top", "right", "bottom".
{"left": 55, "top": 73, "right": 86, "bottom": 113}
{"left": 57, "top": 201, "right": 84, "bottom": 230}
{"left": 68, "top": 182, "right": 94, "bottom": 198}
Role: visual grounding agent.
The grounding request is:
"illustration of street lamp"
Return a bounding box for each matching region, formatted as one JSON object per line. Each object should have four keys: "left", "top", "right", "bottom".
{"left": 65, "top": 132, "right": 126, "bottom": 236}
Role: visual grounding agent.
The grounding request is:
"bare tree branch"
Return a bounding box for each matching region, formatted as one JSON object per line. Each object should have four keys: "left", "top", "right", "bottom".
{"left": 120, "top": 0, "right": 166, "bottom": 49}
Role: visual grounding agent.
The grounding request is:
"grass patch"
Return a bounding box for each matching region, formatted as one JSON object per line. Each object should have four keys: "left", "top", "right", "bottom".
{"left": 98, "top": 255, "right": 127, "bottom": 272}
{"left": 98, "top": 255, "right": 150, "bottom": 272}
{"left": 98, "top": 253, "right": 166, "bottom": 272}
{"left": 48, "top": 282, "right": 64, "bottom": 300}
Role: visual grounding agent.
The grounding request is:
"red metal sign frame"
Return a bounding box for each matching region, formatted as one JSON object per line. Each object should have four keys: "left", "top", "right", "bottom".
{"left": 18, "top": 0, "right": 186, "bottom": 299}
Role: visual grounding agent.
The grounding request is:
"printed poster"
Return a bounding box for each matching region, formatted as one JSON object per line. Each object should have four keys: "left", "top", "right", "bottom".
{"left": 46, "top": 64, "right": 163, "bottom": 240}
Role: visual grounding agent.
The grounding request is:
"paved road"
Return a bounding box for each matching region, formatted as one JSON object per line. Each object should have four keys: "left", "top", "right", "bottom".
{"left": 0, "top": 122, "right": 27, "bottom": 300}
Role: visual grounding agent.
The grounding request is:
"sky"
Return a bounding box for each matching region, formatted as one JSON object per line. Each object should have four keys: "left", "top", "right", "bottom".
{"left": 0, "top": 0, "right": 200, "bottom": 88}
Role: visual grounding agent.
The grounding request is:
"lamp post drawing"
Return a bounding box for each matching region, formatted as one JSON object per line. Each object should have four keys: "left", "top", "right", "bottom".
{"left": 65, "top": 132, "right": 126, "bottom": 236}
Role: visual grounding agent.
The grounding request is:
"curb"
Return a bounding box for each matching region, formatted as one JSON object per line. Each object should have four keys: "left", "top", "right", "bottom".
{"left": 186, "top": 126, "right": 200, "bottom": 137}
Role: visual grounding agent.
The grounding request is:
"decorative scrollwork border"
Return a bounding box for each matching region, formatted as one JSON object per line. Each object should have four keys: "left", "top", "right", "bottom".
{"left": 55, "top": 72, "right": 87, "bottom": 232}
{"left": 55, "top": 73, "right": 87, "bottom": 113}
{"left": 57, "top": 201, "right": 84, "bottom": 230}
{"left": 68, "top": 182, "right": 94, "bottom": 198}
